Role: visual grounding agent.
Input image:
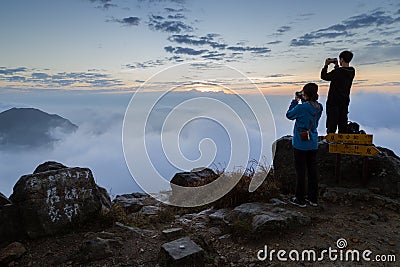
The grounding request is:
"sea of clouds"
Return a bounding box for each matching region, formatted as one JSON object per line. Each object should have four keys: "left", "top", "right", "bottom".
{"left": 0, "top": 89, "right": 399, "bottom": 197}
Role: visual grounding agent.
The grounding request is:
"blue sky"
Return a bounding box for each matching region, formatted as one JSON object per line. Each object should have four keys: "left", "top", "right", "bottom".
{"left": 0, "top": 1, "right": 400, "bottom": 197}
{"left": 0, "top": 0, "right": 399, "bottom": 93}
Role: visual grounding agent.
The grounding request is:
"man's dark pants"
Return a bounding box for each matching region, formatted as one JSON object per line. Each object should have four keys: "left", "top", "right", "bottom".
{"left": 326, "top": 105, "right": 348, "bottom": 133}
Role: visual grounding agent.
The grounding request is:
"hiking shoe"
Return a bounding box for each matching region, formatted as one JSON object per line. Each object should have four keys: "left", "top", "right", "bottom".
{"left": 305, "top": 199, "right": 318, "bottom": 207}
{"left": 289, "top": 197, "right": 306, "bottom": 208}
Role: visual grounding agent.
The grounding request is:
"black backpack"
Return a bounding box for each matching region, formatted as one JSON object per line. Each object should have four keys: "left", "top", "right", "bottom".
{"left": 347, "top": 121, "right": 365, "bottom": 134}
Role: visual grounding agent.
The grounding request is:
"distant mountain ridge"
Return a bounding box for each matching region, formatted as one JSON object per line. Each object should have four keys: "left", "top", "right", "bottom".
{"left": 0, "top": 107, "right": 78, "bottom": 148}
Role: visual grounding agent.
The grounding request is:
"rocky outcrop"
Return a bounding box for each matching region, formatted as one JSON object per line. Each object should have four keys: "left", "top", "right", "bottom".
{"left": 0, "top": 193, "right": 11, "bottom": 206}
{"left": 0, "top": 197, "right": 21, "bottom": 248}
{"left": 169, "top": 168, "right": 220, "bottom": 206}
{"left": 223, "top": 202, "right": 310, "bottom": 235}
{"left": 113, "top": 193, "right": 147, "bottom": 213}
{"left": 4, "top": 162, "right": 111, "bottom": 240}
{"left": 171, "top": 199, "right": 310, "bottom": 238}
{"left": 273, "top": 136, "right": 400, "bottom": 198}
{"left": 170, "top": 168, "right": 219, "bottom": 187}
{"left": 33, "top": 161, "right": 68, "bottom": 174}
{"left": 367, "top": 147, "right": 400, "bottom": 198}
{"left": 0, "top": 242, "right": 26, "bottom": 266}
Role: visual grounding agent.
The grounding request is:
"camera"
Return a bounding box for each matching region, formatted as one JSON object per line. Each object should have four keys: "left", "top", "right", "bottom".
{"left": 295, "top": 91, "right": 303, "bottom": 100}
{"left": 327, "top": 58, "right": 338, "bottom": 64}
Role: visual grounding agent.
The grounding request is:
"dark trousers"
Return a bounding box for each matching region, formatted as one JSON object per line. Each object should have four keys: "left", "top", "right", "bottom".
{"left": 326, "top": 105, "right": 348, "bottom": 133}
{"left": 293, "top": 148, "right": 318, "bottom": 202}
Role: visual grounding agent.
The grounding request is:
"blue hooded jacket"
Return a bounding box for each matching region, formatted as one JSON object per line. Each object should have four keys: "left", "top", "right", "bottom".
{"left": 286, "top": 100, "right": 323, "bottom": 150}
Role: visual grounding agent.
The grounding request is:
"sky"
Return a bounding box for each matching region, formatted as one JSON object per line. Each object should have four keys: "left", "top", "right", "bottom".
{"left": 0, "top": 0, "right": 399, "bottom": 93}
{"left": 0, "top": 0, "right": 399, "bottom": 199}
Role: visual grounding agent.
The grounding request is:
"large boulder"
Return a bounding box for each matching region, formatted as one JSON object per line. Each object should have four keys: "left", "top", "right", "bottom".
{"left": 0, "top": 195, "right": 21, "bottom": 248}
{"left": 33, "top": 161, "right": 68, "bottom": 174}
{"left": 9, "top": 162, "right": 111, "bottom": 239}
{"left": 170, "top": 168, "right": 220, "bottom": 205}
{"left": 273, "top": 136, "right": 400, "bottom": 198}
{"left": 0, "top": 193, "right": 11, "bottom": 206}
{"left": 170, "top": 168, "right": 219, "bottom": 187}
{"left": 273, "top": 136, "right": 335, "bottom": 194}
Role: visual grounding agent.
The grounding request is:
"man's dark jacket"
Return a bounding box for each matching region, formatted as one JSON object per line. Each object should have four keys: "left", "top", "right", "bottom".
{"left": 321, "top": 66, "right": 355, "bottom": 108}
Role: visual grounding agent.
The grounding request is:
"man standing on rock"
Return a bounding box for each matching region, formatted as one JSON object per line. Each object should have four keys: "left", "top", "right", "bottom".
{"left": 321, "top": 50, "right": 355, "bottom": 133}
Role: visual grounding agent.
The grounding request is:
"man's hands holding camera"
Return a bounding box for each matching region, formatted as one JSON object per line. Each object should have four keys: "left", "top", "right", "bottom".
{"left": 325, "top": 57, "right": 338, "bottom": 67}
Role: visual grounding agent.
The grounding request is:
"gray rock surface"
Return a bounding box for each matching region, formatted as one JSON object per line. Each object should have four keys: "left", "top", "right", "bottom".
{"left": 0, "top": 242, "right": 26, "bottom": 265}
{"left": 0, "top": 203, "right": 21, "bottom": 248}
{"left": 72, "top": 237, "right": 123, "bottom": 263}
{"left": 273, "top": 136, "right": 400, "bottom": 198}
{"left": 139, "top": 205, "right": 161, "bottom": 215}
{"left": 33, "top": 161, "right": 67, "bottom": 174}
{"left": 162, "top": 228, "right": 184, "bottom": 241}
{"left": 208, "top": 208, "right": 230, "bottom": 224}
{"left": 9, "top": 163, "right": 110, "bottom": 239}
{"left": 225, "top": 202, "right": 310, "bottom": 235}
{"left": 0, "top": 192, "right": 11, "bottom": 206}
{"left": 170, "top": 168, "right": 218, "bottom": 187}
{"left": 160, "top": 236, "right": 204, "bottom": 266}
{"left": 113, "top": 193, "right": 146, "bottom": 213}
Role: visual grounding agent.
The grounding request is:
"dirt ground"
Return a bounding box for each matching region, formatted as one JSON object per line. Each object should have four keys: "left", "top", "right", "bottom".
{"left": 9, "top": 188, "right": 400, "bottom": 267}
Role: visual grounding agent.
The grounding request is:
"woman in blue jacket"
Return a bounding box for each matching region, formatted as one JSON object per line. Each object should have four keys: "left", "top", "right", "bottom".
{"left": 286, "top": 83, "right": 323, "bottom": 207}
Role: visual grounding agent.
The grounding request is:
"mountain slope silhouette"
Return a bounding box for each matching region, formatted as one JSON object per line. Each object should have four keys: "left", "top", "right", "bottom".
{"left": 0, "top": 107, "right": 78, "bottom": 148}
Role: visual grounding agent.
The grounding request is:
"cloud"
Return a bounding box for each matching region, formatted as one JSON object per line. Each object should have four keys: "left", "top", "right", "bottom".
{"left": 89, "top": 0, "right": 117, "bottom": 9}
{"left": 290, "top": 30, "right": 354, "bottom": 47}
{"left": 32, "top": 72, "right": 50, "bottom": 79}
{"left": 266, "top": 40, "right": 282, "bottom": 45}
{"left": 354, "top": 44, "right": 400, "bottom": 65}
{"left": 0, "top": 69, "right": 125, "bottom": 88}
{"left": 1, "top": 90, "right": 399, "bottom": 198}
{"left": 168, "top": 34, "right": 227, "bottom": 49}
{"left": 367, "top": 40, "right": 391, "bottom": 47}
{"left": 139, "top": 0, "right": 186, "bottom": 3}
{"left": 148, "top": 14, "right": 193, "bottom": 33}
{"left": 291, "top": 10, "right": 400, "bottom": 47}
{"left": 167, "top": 14, "right": 186, "bottom": 20}
{"left": 164, "top": 7, "right": 185, "bottom": 13}
{"left": 349, "top": 92, "right": 400, "bottom": 131}
{"left": 164, "top": 46, "right": 208, "bottom": 55}
{"left": 275, "top": 25, "right": 291, "bottom": 35}
{"left": 0, "top": 67, "right": 28, "bottom": 75}
{"left": 201, "top": 52, "right": 226, "bottom": 61}
{"left": 0, "top": 110, "right": 136, "bottom": 197}
{"left": 124, "top": 59, "right": 166, "bottom": 69}
{"left": 343, "top": 11, "right": 397, "bottom": 29}
{"left": 107, "top": 16, "right": 141, "bottom": 26}
{"left": 6, "top": 76, "right": 26, "bottom": 82}
{"left": 226, "top": 46, "right": 271, "bottom": 54}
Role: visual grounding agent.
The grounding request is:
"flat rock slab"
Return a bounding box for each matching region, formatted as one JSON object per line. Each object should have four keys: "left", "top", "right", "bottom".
{"left": 225, "top": 202, "right": 311, "bottom": 236}
{"left": 113, "top": 194, "right": 145, "bottom": 213}
{"left": 0, "top": 242, "right": 26, "bottom": 265}
{"left": 162, "top": 228, "right": 184, "bottom": 241}
{"left": 160, "top": 236, "right": 204, "bottom": 266}
{"left": 139, "top": 205, "right": 161, "bottom": 215}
